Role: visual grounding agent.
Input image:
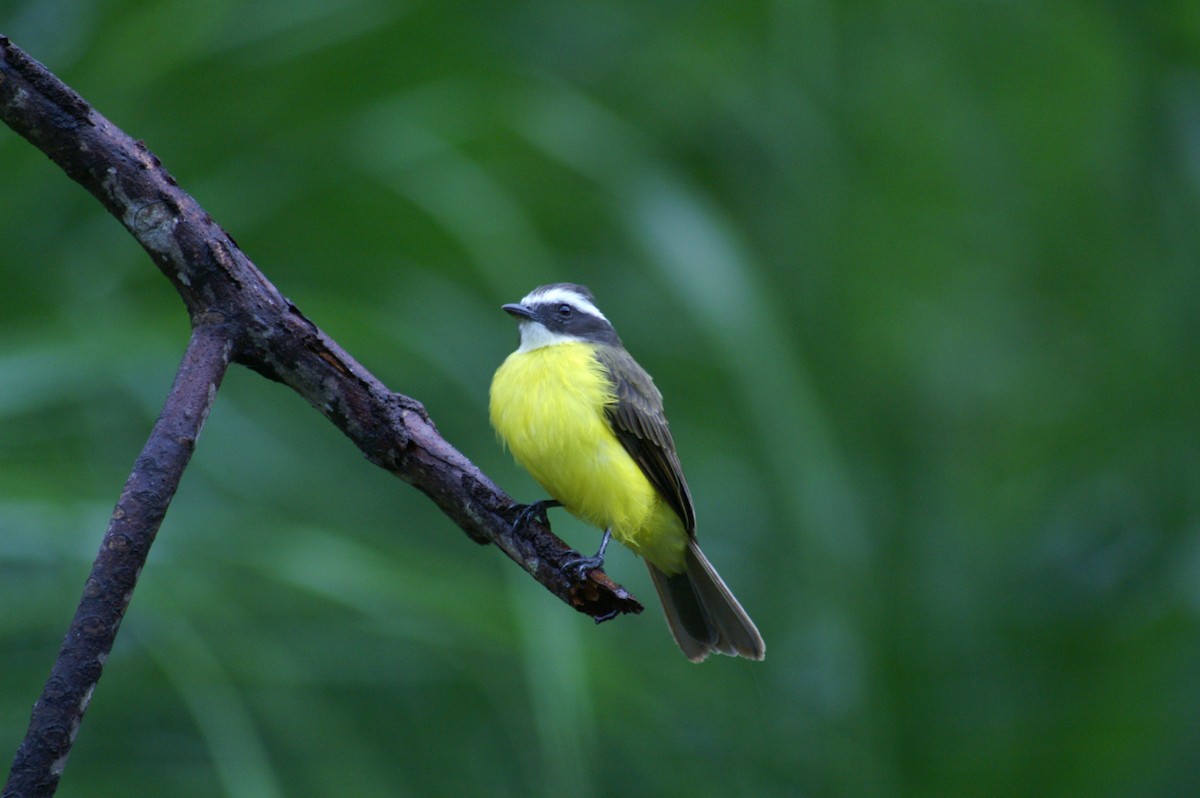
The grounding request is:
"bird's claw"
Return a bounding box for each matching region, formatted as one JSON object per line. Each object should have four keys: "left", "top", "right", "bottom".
{"left": 513, "top": 499, "right": 561, "bottom": 532}
{"left": 562, "top": 553, "right": 606, "bottom": 581}
{"left": 562, "top": 528, "right": 612, "bottom": 581}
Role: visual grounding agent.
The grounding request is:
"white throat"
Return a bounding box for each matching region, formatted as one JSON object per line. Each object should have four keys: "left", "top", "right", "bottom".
{"left": 516, "top": 321, "right": 585, "bottom": 353}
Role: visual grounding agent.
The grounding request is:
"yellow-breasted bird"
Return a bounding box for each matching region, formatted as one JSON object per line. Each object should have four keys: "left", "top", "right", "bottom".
{"left": 489, "top": 283, "right": 764, "bottom": 662}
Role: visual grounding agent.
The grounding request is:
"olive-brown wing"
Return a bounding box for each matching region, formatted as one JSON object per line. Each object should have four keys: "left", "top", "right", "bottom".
{"left": 594, "top": 346, "right": 696, "bottom": 534}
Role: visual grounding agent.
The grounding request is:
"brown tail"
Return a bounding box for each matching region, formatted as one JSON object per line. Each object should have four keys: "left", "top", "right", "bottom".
{"left": 647, "top": 539, "right": 765, "bottom": 662}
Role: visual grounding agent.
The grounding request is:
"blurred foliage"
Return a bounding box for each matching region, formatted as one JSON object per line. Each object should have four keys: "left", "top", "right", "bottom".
{"left": 1, "top": 0, "right": 1199, "bottom": 796}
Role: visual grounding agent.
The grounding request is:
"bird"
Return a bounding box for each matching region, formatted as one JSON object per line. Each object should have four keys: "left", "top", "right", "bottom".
{"left": 489, "top": 282, "right": 764, "bottom": 662}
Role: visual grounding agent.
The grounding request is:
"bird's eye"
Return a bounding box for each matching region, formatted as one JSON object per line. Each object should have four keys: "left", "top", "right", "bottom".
{"left": 557, "top": 304, "right": 573, "bottom": 318}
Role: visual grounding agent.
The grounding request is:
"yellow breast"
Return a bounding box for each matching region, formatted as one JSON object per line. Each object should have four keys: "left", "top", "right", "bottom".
{"left": 489, "top": 342, "right": 687, "bottom": 571}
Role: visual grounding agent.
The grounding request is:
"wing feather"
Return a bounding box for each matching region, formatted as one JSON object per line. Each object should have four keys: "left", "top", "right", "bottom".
{"left": 594, "top": 346, "right": 696, "bottom": 534}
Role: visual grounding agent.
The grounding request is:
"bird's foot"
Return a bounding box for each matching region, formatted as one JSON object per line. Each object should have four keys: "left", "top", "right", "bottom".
{"left": 513, "top": 499, "right": 561, "bottom": 532}
{"left": 563, "top": 528, "right": 612, "bottom": 580}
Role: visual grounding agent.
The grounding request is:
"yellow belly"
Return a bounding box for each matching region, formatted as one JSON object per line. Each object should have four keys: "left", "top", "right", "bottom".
{"left": 489, "top": 342, "right": 687, "bottom": 573}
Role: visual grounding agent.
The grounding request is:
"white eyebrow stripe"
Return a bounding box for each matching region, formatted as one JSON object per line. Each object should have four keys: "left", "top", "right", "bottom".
{"left": 522, "top": 286, "right": 608, "bottom": 322}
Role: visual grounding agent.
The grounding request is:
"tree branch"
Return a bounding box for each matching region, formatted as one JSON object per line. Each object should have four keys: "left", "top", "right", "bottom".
{"left": 0, "top": 35, "right": 639, "bottom": 616}
{"left": 0, "top": 32, "right": 641, "bottom": 796}
{"left": 3, "top": 323, "right": 232, "bottom": 798}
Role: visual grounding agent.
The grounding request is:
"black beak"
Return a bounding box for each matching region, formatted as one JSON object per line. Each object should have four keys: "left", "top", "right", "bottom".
{"left": 502, "top": 303, "right": 536, "bottom": 320}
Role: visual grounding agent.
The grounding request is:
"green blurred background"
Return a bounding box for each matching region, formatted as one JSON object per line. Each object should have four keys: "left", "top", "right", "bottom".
{"left": 2, "top": 1, "right": 1198, "bottom": 796}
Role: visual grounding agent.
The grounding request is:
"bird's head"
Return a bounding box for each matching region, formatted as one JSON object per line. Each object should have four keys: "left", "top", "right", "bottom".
{"left": 503, "top": 283, "right": 622, "bottom": 351}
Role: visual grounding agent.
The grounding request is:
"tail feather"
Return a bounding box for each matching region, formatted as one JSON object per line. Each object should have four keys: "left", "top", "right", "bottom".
{"left": 647, "top": 540, "right": 765, "bottom": 662}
